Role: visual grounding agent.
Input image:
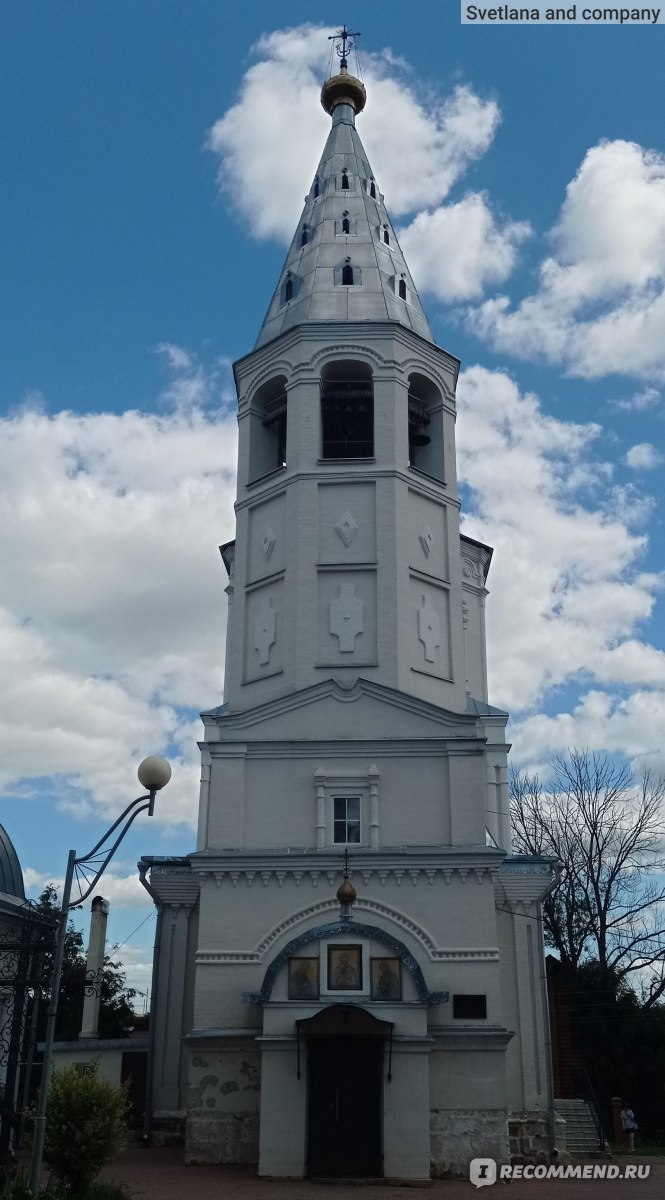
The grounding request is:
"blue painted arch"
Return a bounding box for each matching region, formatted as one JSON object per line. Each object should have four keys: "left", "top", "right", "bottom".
{"left": 244, "top": 919, "right": 448, "bottom": 1005}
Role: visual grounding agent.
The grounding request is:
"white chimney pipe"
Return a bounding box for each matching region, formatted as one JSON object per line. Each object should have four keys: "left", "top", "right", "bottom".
{"left": 79, "top": 896, "right": 109, "bottom": 1039}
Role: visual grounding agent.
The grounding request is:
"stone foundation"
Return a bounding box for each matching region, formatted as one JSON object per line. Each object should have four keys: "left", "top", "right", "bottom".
{"left": 430, "top": 1109, "right": 510, "bottom": 1177}
{"left": 149, "top": 1110, "right": 186, "bottom": 1146}
{"left": 508, "top": 1112, "right": 567, "bottom": 1162}
{"left": 185, "top": 1112, "right": 260, "bottom": 1165}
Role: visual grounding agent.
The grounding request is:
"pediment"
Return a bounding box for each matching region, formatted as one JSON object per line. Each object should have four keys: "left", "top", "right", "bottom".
{"left": 201, "top": 676, "right": 495, "bottom": 743}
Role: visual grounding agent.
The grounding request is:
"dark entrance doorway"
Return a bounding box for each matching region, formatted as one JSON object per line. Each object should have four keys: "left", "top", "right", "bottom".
{"left": 299, "top": 1005, "right": 391, "bottom": 1178}
{"left": 308, "top": 1037, "right": 382, "bottom": 1175}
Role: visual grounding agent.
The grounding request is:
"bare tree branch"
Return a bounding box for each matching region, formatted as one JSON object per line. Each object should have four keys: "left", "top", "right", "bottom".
{"left": 510, "top": 749, "right": 665, "bottom": 1004}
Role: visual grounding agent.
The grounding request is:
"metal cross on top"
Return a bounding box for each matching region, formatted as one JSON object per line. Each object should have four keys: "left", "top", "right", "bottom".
{"left": 329, "top": 25, "right": 361, "bottom": 70}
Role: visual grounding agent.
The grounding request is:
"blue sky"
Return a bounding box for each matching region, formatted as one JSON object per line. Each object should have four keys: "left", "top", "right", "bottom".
{"left": 1, "top": 2, "right": 664, "bottom": 996}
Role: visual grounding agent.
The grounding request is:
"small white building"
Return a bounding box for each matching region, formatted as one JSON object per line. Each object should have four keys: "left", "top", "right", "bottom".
{"left": 141, "top": 51, "right": 558, "bottom": 1179}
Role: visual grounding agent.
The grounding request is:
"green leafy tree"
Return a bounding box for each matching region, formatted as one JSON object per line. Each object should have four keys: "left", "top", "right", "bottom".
{"left": 43, "top": 1064, "right": 128, "bottom": 1197}
{"left": 33, "top": 886, "right": 137, "bottom": 1040}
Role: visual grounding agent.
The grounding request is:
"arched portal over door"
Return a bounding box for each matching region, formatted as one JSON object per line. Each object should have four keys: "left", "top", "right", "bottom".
{"left": 298, "top": 1005, "right": 392, "bottom": 1178}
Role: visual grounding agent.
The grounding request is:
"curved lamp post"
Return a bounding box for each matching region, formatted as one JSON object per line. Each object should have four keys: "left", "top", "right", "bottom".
{"left": 28, "top": 756, "right": 171, "bottom": 1196}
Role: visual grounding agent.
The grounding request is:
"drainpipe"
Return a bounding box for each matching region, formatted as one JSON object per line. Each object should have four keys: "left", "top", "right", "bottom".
{"left": 138, "top": 861, "right": 162, "bottom": 1147}
{"left": 538, "top": 863, "right": 562, "bottom": 1158}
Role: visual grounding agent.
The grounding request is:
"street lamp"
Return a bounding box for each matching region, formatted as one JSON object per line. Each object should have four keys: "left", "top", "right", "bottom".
{"left": 28, "top": 756, "right": 171, "bottom": 1196}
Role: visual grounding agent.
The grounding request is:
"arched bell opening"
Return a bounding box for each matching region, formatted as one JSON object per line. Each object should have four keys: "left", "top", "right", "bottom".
{"left": 407, "top": 371, "right": 445, "bottom": 481}
{"left": 248, "top": 374, "right": 288, "bottom": 482}
{"left": 320, "top": 360, "right": 374, "bottom": 460}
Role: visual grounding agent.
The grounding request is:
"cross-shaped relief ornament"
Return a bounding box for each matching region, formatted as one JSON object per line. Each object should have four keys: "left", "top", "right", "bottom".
{"left": 254, "top": 597, "right": 277, "bottom": 665}
{"left": 417, "top": 594, "right": 440, "bottom": 663}
{"left": 330, "top": 582, "right": 364, "bottom": 652}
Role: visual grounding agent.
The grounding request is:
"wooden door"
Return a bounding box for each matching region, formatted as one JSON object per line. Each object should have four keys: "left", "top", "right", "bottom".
{"left": 307, "top": 1037, "right": 383, "bottom": 1176}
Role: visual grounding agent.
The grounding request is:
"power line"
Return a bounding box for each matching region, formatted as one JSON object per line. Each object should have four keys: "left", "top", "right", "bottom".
{"left": 111, "top": 909, "right": 155, "bottom": 954}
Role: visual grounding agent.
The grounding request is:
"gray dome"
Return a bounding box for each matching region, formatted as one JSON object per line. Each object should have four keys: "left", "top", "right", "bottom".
{"left": 0, "top": 824, "right": 25, "bottom": 899}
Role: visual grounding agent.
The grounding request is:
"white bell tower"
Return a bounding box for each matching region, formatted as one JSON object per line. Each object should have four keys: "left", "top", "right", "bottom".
{"left": 142, "top": 31, "right": 558, "bottom": 1178}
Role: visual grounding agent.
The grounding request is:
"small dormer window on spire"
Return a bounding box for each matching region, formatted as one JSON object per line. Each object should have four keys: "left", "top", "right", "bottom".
{"left": 398, "top": 276, "right": 407, "bottom": 301}
{"left": 383, "top": 225, "right": 390, "bottom": 245}
{"left": 301, "top": 226, "right": 310, "bottom": 247}
{"left": 335, "top": 257, "right": 361, "bottom": 286}
{"left": 341, "top": 170, "right": 350, "bottom": 190}
{"left": 369, "top": 179, "right": 377, "bottom": 199}
{"left": 281, "top": 273, "right": 298, "bottom": 306}
{"left": 336, "top": 211, "right": 356, "bottom": 237}
{"left": 313, "top": 176, "right": 320, "bottom": 199}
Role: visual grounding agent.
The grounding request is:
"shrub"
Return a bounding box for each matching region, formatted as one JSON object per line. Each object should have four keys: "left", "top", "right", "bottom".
{"left": 42, "top": 1064, "right": 129, "bottom": 1198}
{"left": 0, "top": 1169, "right": 56, "bottom": 1200}
{"left": 0, "top": 1166, "right": 131, "bottom": 1200}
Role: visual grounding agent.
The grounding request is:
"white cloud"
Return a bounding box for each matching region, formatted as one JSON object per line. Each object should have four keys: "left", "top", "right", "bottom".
{"left": 23, "top": 866, "right": 150, "bottom": 909}
{"left": 457, "top": 367, "right": 664, "bottom": 717}
{"left": 625, "top": 442, "right": 662, "bottom": 469}
{"left": 359, "top": 80, "right": 500, "bottom": 217}
{"left": 108, "top": 940, "right": 156, "bottom": 1002}
{"left": 206, "top": 26, "right": 333, "bottom": 242}
{"left": 399, "top": 194, "right": 530, "bottom": 302}
{"left": 206, "top": 26, "right": 516, "bottom": 303}
{"left": 0, "top": 351, "right": 237, "bottom": 826}
{"left": 510, "top": 689, "right": 665, "bottom": 777}
{"left": 613, "top": 386, "right": 662, "bottom": 412}
{"left": 471, "top": 140, "right": 665, "bottom": 379}
{"left": 155, "top": 342, "right": 235, "bottom": 414}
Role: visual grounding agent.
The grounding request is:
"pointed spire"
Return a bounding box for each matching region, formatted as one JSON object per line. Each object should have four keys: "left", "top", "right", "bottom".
{"left": 254, "top": 49, "right": 433, "bottom": 349}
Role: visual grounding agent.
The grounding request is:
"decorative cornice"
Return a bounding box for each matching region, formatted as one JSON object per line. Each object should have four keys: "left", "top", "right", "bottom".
{"left": 139, "top": 859, "right": 199, "bottom": 908}
{"left": 195, "top": 864, "right": 498, "bottom": 892}
{"left": 185, "top": 1028, "right": 260, "bottom": 1044}
{"left": 494, "top": 855, "right": 558, "bottom": 906}
{"left": 429, "top": 1027, "right": 515, "bottom": 1052}
{"left": 201, "top": 674, "right": 485, "bottom": 731}
{"left": 190, "top": 847, "right": 504, "bottom": 868}
{"left": 233, "top": 464, "right": 462, "bottom": 515}
{"left": 234, "top": 321, "right": 459, "bottom": 386}
{"left": 203, "top": 740, "right": 486, "bottom": 760}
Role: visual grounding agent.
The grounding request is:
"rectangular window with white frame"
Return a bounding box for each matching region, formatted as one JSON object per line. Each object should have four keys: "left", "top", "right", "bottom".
{"left": 333, "top": 795, "right": 361, "bottom": 844}
{"left": 314, "top": 765, "right": 379, "bottom": 849}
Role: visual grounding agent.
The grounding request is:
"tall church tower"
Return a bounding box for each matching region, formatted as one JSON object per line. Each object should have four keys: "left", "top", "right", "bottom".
{"left": 142, "top": 35, "right": 558, "bottom": 1179}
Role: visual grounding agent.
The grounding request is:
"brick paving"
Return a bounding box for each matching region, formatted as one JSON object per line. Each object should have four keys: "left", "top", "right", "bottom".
{"left": 100, "top": 1146, "right": 665, "bottom": 1200}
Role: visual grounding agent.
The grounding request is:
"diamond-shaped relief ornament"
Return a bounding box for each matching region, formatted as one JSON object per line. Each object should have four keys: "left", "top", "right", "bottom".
{"left": 419, "top": 524, "right": 434, "bottom": 558}
{"left": 335, "top": 510, "right": 359, "bottom": 548}
{"left": 261, "top": 526, "right": 276, "bottom": 561}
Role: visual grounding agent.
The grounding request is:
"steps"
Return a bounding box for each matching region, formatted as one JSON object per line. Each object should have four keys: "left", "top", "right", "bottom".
{"left": 555, "top": 1098, "right": 608, "bottom": 1156}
